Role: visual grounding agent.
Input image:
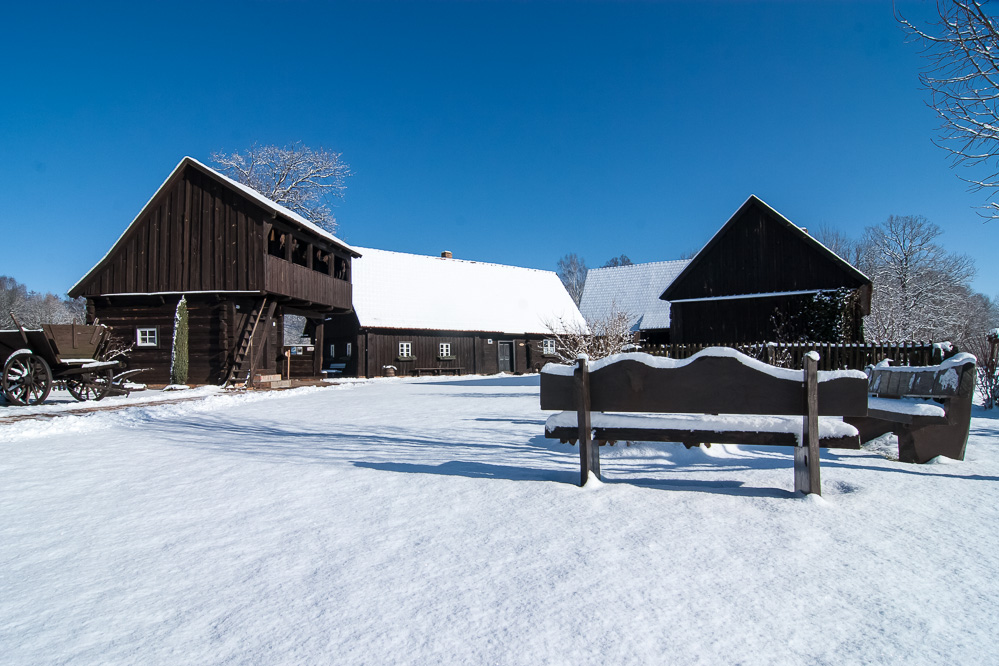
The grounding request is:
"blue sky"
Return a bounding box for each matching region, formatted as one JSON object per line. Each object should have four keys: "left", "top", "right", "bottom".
{"left": 3, "top": 0, "right": 998, "bottom": 298}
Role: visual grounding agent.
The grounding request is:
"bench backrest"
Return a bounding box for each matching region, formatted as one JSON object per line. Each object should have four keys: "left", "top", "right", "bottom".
{"left": 867, "top": 353, "right": 977, "bottom": 400}
{"left": 541, "top": 349, "right": 869, "bottom": 417}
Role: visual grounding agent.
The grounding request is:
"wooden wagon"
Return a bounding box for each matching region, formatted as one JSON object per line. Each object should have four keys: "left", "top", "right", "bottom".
{"left": 0, "top": 318, "right": 119, "bottom": 406}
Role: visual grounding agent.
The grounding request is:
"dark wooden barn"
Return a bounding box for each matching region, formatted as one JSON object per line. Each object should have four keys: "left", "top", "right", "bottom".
{"left": 660, "top": 195, "right": 872, "bottom": 344}
{"left": 69, "top": 157, "right": 359, "bottom": 386}
{"left": 324, "top": 248, "right": 587, "bottom": 377}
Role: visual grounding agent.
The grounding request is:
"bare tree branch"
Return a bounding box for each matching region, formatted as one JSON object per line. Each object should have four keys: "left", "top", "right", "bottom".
{"left": 899, "top": 0, "right": 999, "bottom": 217}
{"left": 556, "top": 253, "right": 588, "bottom": 306}
{"left": 211, "top": 142, "right": 351, "bottom": 233}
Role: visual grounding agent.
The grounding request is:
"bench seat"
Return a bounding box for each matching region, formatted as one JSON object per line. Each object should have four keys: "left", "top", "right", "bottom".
{"left": 546, "top": 411, "right": 861, "bottom": 449}
{"left": 866, "top": 396, "right": 947, "bottom": 427}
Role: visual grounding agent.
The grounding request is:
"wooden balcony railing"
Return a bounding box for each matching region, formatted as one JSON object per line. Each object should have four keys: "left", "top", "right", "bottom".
{"left": 264, "top": 254, "right": 351, "bottom": 310}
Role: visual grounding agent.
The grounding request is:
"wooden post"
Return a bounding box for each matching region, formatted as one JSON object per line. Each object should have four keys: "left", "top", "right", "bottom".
{"left": 794, "top": 352, "right": 821, "bottom": 495}
{"left": 313, "top": 320, "right": 324, "bottom": 378}
{"left": 574, "top": 355, "right": 598, "bottom": 486}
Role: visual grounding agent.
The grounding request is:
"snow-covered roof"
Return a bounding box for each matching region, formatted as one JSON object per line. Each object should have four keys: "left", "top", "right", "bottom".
{"left": 351, "top": 247, "right": 587, "bottom": 335}
{"left": 70, "top": 157, "right": 357, "bottom": 295}
{"left": 577, "top": 260, "right": 689, "bottom": 332}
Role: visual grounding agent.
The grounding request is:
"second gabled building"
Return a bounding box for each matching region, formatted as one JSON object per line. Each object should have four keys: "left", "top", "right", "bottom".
{"left": 324, "top": 248, "right": 586, "bottom": 377}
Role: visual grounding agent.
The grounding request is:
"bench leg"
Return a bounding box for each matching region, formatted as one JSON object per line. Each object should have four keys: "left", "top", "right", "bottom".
{"left": 898, "top": 419, "right": 971, "bottom": 464}
{"left": 794, "top": 446, "right": 820, "bottom": 495}
{"left": 794, "top": 354, "right": 822, "bottom": 495}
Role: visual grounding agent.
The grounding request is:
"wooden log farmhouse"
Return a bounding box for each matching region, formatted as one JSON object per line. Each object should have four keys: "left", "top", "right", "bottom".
{"left": 323, "top": 248, "right": 587, "bottom": 377}
{"left": 69, "top": 157, "right": 359, "bottom": 385}
{"left": 579, "top": 195, "right": 872, "bottom": 346}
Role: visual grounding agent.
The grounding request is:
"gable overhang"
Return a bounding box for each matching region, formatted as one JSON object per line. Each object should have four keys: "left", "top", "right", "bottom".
{"left": 69, "top": 156, "right": 360, "bottom": 298}
{"left": 659, "top": 195, "right": 871, "bottom": 302}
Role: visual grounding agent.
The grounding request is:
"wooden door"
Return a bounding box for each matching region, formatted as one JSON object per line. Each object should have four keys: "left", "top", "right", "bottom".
{"left": 498, "top": 341, "right": 513, "bottom": 373}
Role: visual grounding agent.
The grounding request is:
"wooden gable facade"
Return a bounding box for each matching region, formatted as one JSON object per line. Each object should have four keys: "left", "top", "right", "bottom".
{"left": 660, "top": 196, "right": 872, "bottom": 344}
{"left": 69, "top": 157, "right": 359, "bottom": 386}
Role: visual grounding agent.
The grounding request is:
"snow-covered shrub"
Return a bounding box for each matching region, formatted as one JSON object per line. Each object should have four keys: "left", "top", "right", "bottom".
{"left": 170, "top": 297, "right": 189, "bottom": 385}
{"left": 544, "top": 307, "right": 634, "bottom": 364}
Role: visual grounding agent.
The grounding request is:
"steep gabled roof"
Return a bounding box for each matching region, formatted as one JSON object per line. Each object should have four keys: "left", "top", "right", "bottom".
{"left": 351, "top": 247, "right": 587, "bottom": 335}
{"left": 70, "top": 156, "right": 358, "bottom": 295}
{"left": 660, "top": 195, "right": 870, "bottom": 302}
{"left": 578, "top": 260, "right": 689, "bottom": 332}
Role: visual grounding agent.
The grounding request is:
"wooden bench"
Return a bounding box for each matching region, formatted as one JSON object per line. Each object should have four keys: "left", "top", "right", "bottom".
{"left": 844, "top": 353, "right": 977, "bottom": 464}
{"left": 415, "top": 367, "right": 464, "bottom": 376}
{"left": 540, "top": 348, "right": 870, "bottom": 495}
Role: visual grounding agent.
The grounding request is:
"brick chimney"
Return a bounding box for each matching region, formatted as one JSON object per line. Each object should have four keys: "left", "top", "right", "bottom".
{"left": 441, "top": 250, "right": 452, "bottom": 259}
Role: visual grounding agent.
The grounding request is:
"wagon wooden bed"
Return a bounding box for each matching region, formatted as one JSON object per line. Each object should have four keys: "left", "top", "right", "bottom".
{"left": 0, "top": 318, "right": 119, "bottom": 406}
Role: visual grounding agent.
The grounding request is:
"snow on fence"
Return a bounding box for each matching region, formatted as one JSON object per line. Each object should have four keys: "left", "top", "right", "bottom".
{"left": 639, "top": 341, "right": 944, "bottom": 371}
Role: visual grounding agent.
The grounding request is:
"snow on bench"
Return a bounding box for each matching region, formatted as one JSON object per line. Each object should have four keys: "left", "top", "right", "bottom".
{"left": 540, "top": 348, "right": 870, "bottom": 495}
{"left": 845, "top": 353, "right": 977, "bottom": 464}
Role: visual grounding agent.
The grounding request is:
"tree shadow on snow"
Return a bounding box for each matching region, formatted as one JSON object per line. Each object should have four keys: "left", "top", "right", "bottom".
{"left": 436, "top": 392, "right": 540, "bottom": 400}
{"left": 353, "top": 459, "right": 576, "bottom": 484}
{"left": 420, "top": 375, "right": 540, "bottom": 388}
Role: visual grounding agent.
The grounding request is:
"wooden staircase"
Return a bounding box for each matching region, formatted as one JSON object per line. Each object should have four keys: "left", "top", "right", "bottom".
{"left": 223, "top": 298, "right": 277, "bottom": 387}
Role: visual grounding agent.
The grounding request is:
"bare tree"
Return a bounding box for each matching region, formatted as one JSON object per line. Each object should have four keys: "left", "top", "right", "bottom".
{"left": 544, "top": 306, "right": 635, "bottom": 364}
{"left": 602, "top": 254, "right": 633, "bottom": 268}
{"left": 556, "top": 253, "right": 588, "bottom": 306}
{"left": 859, "top": 215, "right": 977, "bottom": 343}
{"left": 967, "top": 327, "right": 999, "bottom": 407}
{"left": 1, "top": 276, "right": 85, "bottom": 329}
{"left": 211, "top": 142, "right": 351, "bottom": 233}
{"left": 814, "top": 224, "right": 863, "bottom": 267}
{"left": 899, "top": 0, "right": 999, "bottom": 216}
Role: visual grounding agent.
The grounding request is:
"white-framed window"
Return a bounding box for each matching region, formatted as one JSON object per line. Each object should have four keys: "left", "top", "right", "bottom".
{"left": 136, "top": 327, "right": 158, "bottom": 347}
{"left": 542, "top": 339, "right": 556, "bottom": 355}
{"left": 399, "top": 342, "right": 413, "bottom": 357}
{"left": 439, "top": 343, "right": 452, "bottom": 357}
{"left": 329, "top": 344, "right": 335, "bottom": 357}
{"left": 345, "top": 342, "right": 352, "bottom": 357}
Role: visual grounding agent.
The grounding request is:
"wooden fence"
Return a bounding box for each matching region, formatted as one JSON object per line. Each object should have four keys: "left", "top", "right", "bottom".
{"left": 638, "top": 341, "right": 946, "bottom": 371}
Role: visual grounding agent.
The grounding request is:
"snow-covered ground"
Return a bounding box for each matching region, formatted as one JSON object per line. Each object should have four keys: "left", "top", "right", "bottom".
{"left": 2, "top": 374, "right": 998, "bottom": 665}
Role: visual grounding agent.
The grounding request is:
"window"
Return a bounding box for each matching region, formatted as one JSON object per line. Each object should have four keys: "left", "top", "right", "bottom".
{"left": 399, "top": 342, "right": 413, "bottom": 358}
{"left": 136, "top": 327, "right": 158, "bottom": 347}
{"left": 542, "top": 339, "right": 556, "bottom": 356}
{"left": 345, "top": 342, "right": 352, "bottom": 357}
{"left": 439, "top": 343, "right": 452, "bottom": 358}
{"left": 329, "top": 344, "right": 335, "bottom": 357}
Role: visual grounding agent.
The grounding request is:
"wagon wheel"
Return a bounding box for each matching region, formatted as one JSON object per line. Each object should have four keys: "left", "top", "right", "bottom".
{"left": 2, "top": 351, "right": 53, "bottom": 406}
{"left": 65, "top": 367, "right": 113, "bottom": 402}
